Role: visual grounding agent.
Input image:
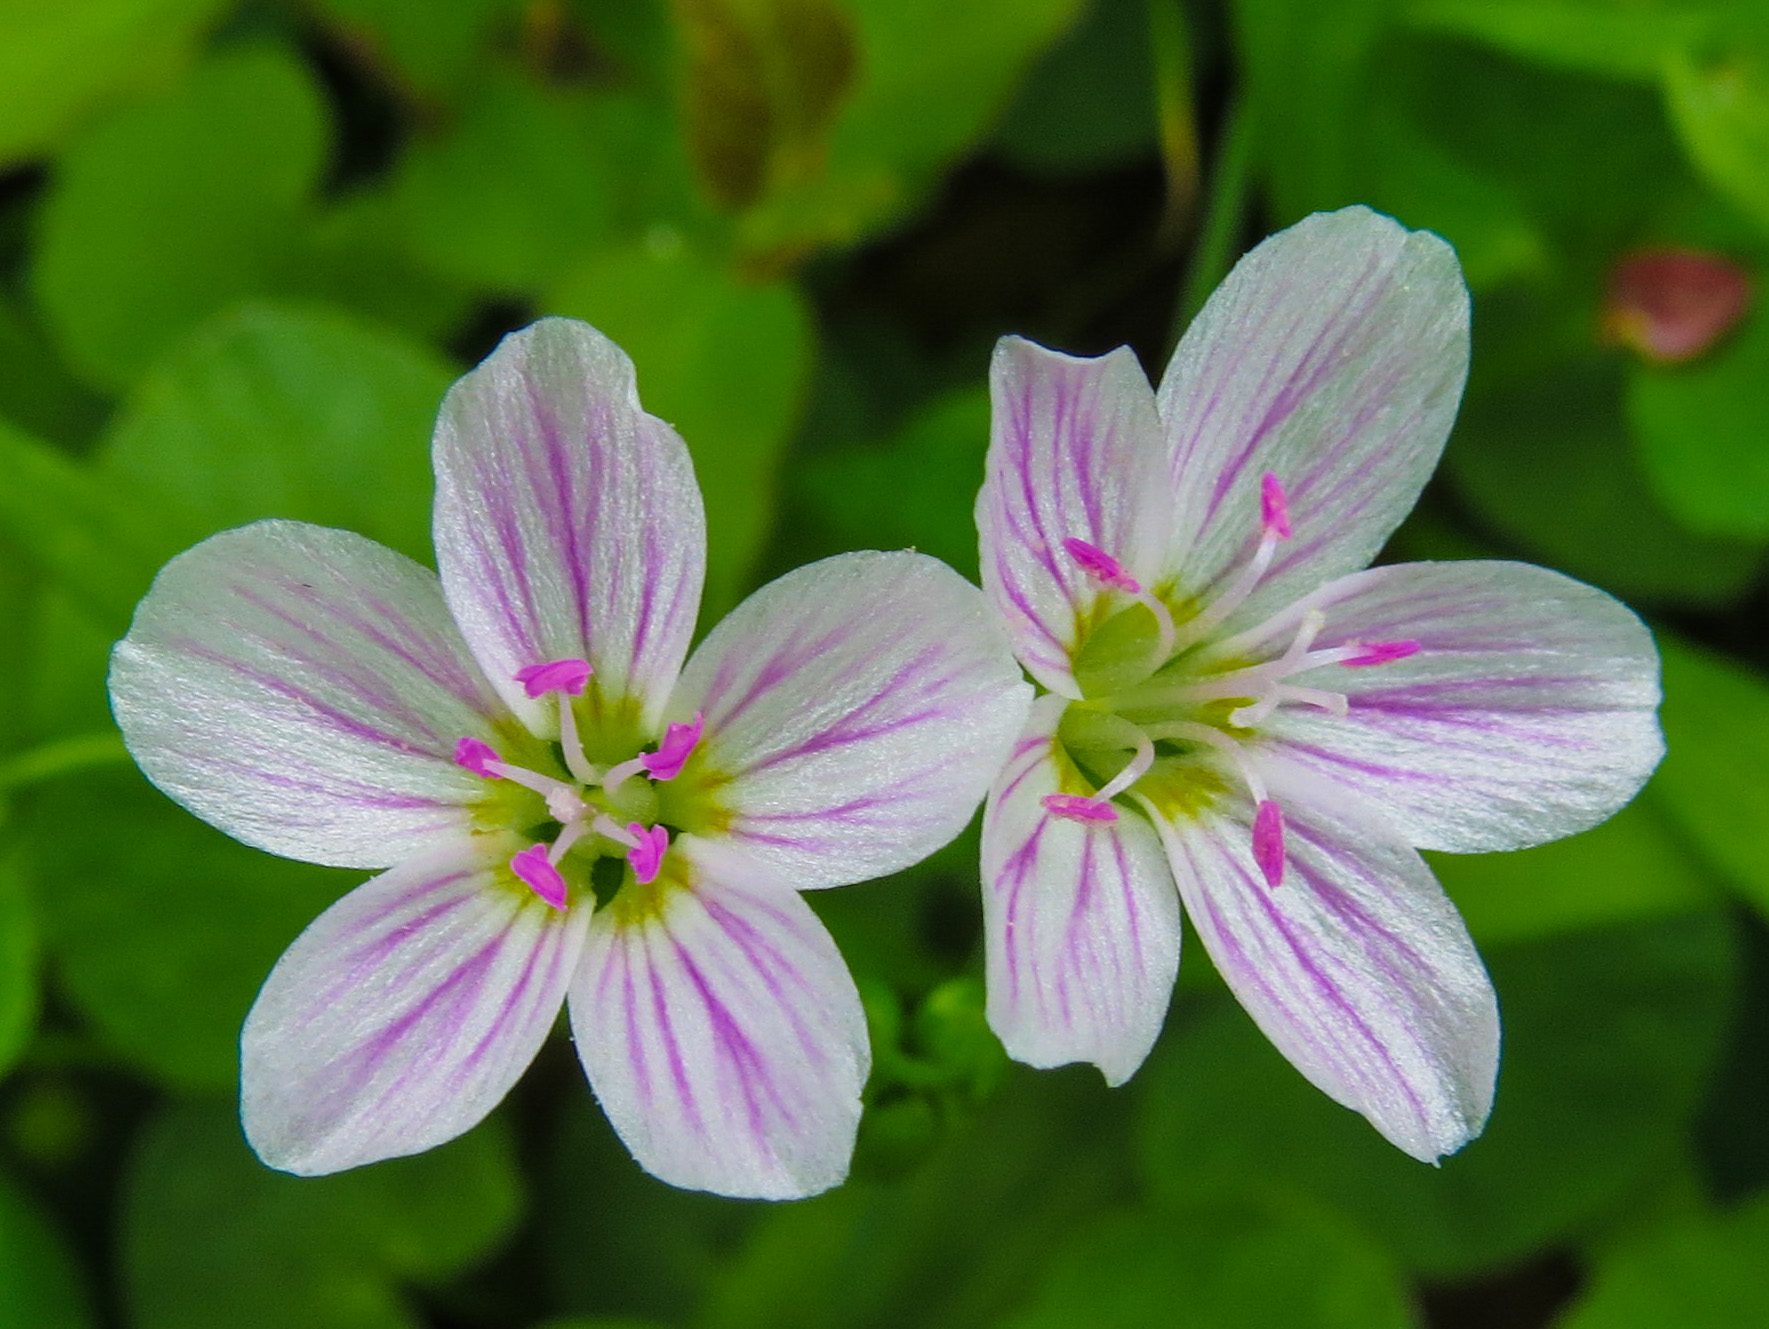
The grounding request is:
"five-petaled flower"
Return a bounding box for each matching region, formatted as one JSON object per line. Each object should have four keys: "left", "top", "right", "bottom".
{"left": 975, "top": 207, "right": 1664, "bottom": 1161}
{"left": 110, "top": 318, "right": 1030, "bottom": 1199}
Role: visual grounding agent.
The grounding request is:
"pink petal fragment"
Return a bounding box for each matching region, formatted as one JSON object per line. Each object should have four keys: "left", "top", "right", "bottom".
{"left": 1262, "top": 560, "right": 1664, "bottom": 853}
{"left": 982, "top": 702, "right": 1182, "bottom": 1086}
{"left": 454, "top": 736, "right": 502, "bottom": 777}
{"left": 641, "top": 712, "right": 704, "bottom": 781}
{"left": 1061, "top": 537, "right": 1143, "bottom": 593}
{"left": 514, "top": 658, "right": 592, "bottom": 698}
{"left": 432, "top": 319, "right": 706, "bottom": 731}
{"left": 669, "top": 551, "right": 1030, "bottom": 890}
{"left": 510, "top": 844, "right": 569, "bottom": 910}
{"left": 627, "top": 823, "right": 669, "bottom": 885}
{"left": 1150, "top": 795, "right": 1498, "bottom": 1162}
{"left": 1602, "top": 247, "right": 1752, "bottom": 365}
{"left": 567, "top": 863, "right": 868, "bottom": 1199}
{"left": 980, "top": 337, "right": 1173, "bottom": 697}
{"left": 108, "top": 521, "right": 506, "bottom": 871}
{"left": 241, "top": 840, "right": 588, "bottom": 1175}
{"left": 1343, "top": 639, "right": 1421, "bottom": 668}
{"left": 1253, "top": 798, "right": 1286, "bottom": 887}
{"left": 1157, "top": 207, "right": 1469, "bottom": 630}
{"left": 1259, "top": 472, "right": 1292, "bottom": 540}
{"left": 1042, "top": 793, "right": 1120, "bottom": 823}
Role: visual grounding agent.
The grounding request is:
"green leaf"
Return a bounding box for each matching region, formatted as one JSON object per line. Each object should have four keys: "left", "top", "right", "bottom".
{"left": 0, "top": 0, "right": 228, "bottom": 168}
{"left": 993, "top": 0, "right": 1161, "bottom": 175}
{"left": 311, "top": 0, "right": 517, "bottom": 98}
{"left": 1361, "top": 102, "right": 1549, "bottom": 290}
{"left": 291, "top": 192, "right": 476, "bottom": 345}
{"left": 1628, "top": 308, "right": 1769, "bottom": 541}
{"left": 0, "top": 418, "right": 166, "bottom": 631}
{"left": 701, "top": 1074, "right": 1131, "bottom": 1329}
{"left": 1654, "top": 636, "right": 1769, "bottom": 916}
{"left": 736, "top": 0, "right": 1082, "bottom": 252}
{"left": 30, "top": 45, "right": 330, "bottom": 390}
{"left": 1665, "top": 45, "right": 1769, "bottom": 235}
{"left": 0, "top": 1170, "right": 95, "bottom": 1329}
{"left": 537, "top": 1093, "right": 751, "bottom": 1325}
{"left": 0, "top": 295, "right": 107, "bottom": 446}
{"left": 676, "top": 0, "right": 859, "bottom": 209}
{"left": 122, "top": 1100, "right": 522, "bottom": 1329}
{"left": 23, "top": 768, "right": 350, "bottom": 1090}
{"left": 1448, "top": 356, "right": 1765, "bottom": 608}
{"left": 546, "top": 243, "right": 813, "bottom": 611}
{"left": 389, "top": 76, "right": 696, "bottom": 293}
{"left": 1429, "top": 797, "right": 1718, "bottom": 945}
{"left": 1407, "top": 0, "right": 1718, "bottom": 81}
{"left": 99, "top": 303, "right": 456, "bottom": 563}
{"left": 1136, "top": 912, "right": 1740, "bottom": 1278}
{"left": 790, "top": 387, "right": 989, "bottom": 581}
{"left": 1001, "top": 1198, "right": 1417, "bottom": 1329}
{"left": 0, "top": 856, "right": 38, "bottom": 1077}
{"left": 1558, "top": 1193, "right": 1769, "bottom": 1329}
{"left": 1230, "top": 0, "right": 1395, "bottom": 218}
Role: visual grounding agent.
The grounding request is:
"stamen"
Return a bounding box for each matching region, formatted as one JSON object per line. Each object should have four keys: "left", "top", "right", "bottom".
{"left": 1344, "top": 639, "right": 1421, "bottom": 667}
{"left": 513, "top": 659, "right": 598, "bottom": 785}
{"left": 510, "top": 844, "right": 568, "bottom": 910}
{"left": 455, "top": 736, "right": 580, "bottom": 801}
{"left": 627, "top": 823, "right": 669, "bottom": 884}
{"left": 1042, "top": 793, "right": 1120, "bottom": 823}
{"left": 454, "top": 737, "right": 501, "bottom": 778}
{"left": 1062, "top": 536, "right": 1177, "bottom": 665}
{"left": 1143, "top": 720, "right": 1268, "bottom": 803}
{"left": 589, "top": 813, "right": 640, "bottom": 850}
{"left": 641, "top": 712, "right": 705, "bottom": 781}
{"left": 1260, "top": 472, "right": 1292, "bottom": 539}
{"left": 1141, "top": 720, "right": 1287, "bottom": 888}
{"left": 514, "top": 658, "right": 592, "bottom": 698}
{"left": 1063, "top": 537, "right": 1141, "bottom": 593}
{"left": 1092, "top": 726, "right": 1156, "bottom": 803}
{"left": 1170, "top": 472, "right": 1292, "bottom": 651}
{"left": 1252, "top": 799, "right": 1286, "bottom": 888}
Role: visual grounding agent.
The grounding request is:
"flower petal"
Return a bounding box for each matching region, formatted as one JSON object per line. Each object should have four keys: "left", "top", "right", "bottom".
{"left": 241, "top": 838, "right": 588, "bottom": 1175}
{"left": 109, "top": 520, "right": 508, "bottom": 870}
{"left": 1256, "top": 560, "right": 1664, "bottom": 852}
{"left": 432, "top": 318, "right": 706, "bottom": 731}
{"left": 981, "top": 700, "right": 1181, "bottom": 1084}
{"left": 1148, "top": 795, "right": 1498, "bottom": 1162}
{"left": 979, "top": 337, "right": 1172, "bottom": 695}
{"left": 568, "top": 860, "right": 868, "bottom": 1199}
{"left": 670, "top": 551, "right": 1032, "bottom": 889}
{"left": 1158, "top": 207, "right": 1470, "bottom": 624}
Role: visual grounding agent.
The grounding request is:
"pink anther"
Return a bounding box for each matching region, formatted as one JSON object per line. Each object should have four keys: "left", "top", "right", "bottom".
{"left": 1344, "top": 639, "right": 1422, "bottom": 668}
{"left": 514, "top": 658, "right": 592, "bottom": 698}
{"left": 641, "top": 713, "right": 705, "bottom": 782}
{"left": 626, "top": 823, "right": 670, "bottom": 885}
{"left": 1253, "top": 799, "right": 1286, "bottom": 888}
{"left": 454, "top": 736, "right": 502, "bottom": 778}
{"left": 1259, "top": 473, "right": 1292, "bottom": 540}
{"left": 510, "top": 844, "right": 569, "bottom": 910}
{"left": 1042, "top": 793, "right": 1119, "bottom": 823}
{"left": 1062, "top": 537, "right": 1142, "bottom": 593}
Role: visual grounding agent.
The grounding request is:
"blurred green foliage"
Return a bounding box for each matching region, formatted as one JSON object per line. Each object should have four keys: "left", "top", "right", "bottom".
{"left": 0, "top": 1, "right": 1766, "bottom": 1327}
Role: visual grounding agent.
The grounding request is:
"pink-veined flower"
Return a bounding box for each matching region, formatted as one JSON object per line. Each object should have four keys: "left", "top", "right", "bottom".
{"left": 976, "top": 207, "right": 1664, "bottom": 1161}
{"left": 110, "top": 318, "right": 1031, "bottom": 1198}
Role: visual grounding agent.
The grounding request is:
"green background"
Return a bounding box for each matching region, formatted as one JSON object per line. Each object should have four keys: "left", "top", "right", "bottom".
{"left": 2, "top": 1, "right": 1768, "bottom": 1326}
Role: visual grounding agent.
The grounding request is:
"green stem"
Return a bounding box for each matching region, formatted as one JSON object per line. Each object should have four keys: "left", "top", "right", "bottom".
{"left": 1148, "top": 0, "right": 1200, "bottom": 250}
{"left": 0, "top": 732, "right": 130, "bottom": 791}
{"left": 1172, "top": 94, "right": 1257, "bottom": 346}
